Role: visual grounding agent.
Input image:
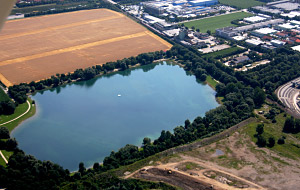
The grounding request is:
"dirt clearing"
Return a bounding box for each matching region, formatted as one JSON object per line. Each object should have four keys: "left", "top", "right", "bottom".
{"left": 0, "top": 9, "right": 172, "bottom": 86}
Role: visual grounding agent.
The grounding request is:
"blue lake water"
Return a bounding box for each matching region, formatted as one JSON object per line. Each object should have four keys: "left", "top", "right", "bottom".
{"left": 12, "top": 62, "right": 219, "bottom": 171}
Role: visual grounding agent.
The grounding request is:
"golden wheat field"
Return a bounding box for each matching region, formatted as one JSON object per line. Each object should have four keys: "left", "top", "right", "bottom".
{"left": 0, "top": 9, "right": 172, "bottom": 86}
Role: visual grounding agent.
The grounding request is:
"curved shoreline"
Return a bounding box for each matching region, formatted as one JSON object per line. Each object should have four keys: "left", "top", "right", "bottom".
{"left": 0, "top": 100, "right": 31, "bottom": 126}
{"left": 0, "top": 100, "right": 33, "bottom": 165}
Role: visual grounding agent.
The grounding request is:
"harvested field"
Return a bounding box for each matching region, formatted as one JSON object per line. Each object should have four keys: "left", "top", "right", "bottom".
{"left": 0, "top": 9, "right": 172, "bottom": 86}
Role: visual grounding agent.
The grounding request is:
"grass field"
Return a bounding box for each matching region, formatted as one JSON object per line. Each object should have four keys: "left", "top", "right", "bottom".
{"left": 10, "top": 1, "right": 89, "bottom": 15}
{"left": 219, "top": 0, "right": 265, "bottom": 9}
{"left": 0, "top": 98, "right": 36, "bottom": 166}
{"left": 206, "top": 75, "right": 218, "bottom": 89}
{"left": 243, "top": 112, "right": 300, "bottom": 160}
{"left": 0, "top": 88, "right": 9, "bottom": 102}
{"left": 184, "top": 12, "right": 253, "bottom": 33}
{"left": 0, "top": 9, "right": 171, "bottom": 86}
{"left": 0, "top": 99, "right": 35, "bottom": 132}
{"left": 203, "top": 46, "right": 242, "bottom": 58}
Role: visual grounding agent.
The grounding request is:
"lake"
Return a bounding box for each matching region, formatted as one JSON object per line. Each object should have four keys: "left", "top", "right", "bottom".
{"left": 12, "top": 62, "right": 219, "bottom": 171}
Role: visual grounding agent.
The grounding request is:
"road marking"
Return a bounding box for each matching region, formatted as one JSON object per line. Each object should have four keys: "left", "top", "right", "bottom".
{"left": 0, "top": 15, "right": 123, "bottom": 41}
{"left": 0, "top": 31, "right": 149, "bottom": 67}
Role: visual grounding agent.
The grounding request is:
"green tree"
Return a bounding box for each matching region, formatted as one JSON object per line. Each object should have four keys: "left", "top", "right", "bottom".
{"left": 253, "top": 87, "right": 265, "bottom": 107}
{"left": 78, "top": 162, "right": 86, "bottom": 175}
{"left": 200, "top": 74, "right": 207, "bottom": 81}
{"left": 268, "top": 137, "right": 275, "bottom": 147}
{"left": 5, "top": 138, "right": 18, "bottom": 151}
{"left": 93, "top": 162, "right": 101, "bottom": 171}
{"left": 142, "top": 137, "right": 151, "bottom": 146}
{"left": 256, "top": 123, "right": 264, "bottom": 135}
{"left": 256, "top": 135, "right": 266, "bottom": 147}
{"left": 283, "top": 117, "right": 295, "bottom": 133}
{"left": 0, "top": 127, "right": 9, "bottom": 139}
{"left": 278, "top": 137, "right": 285, "bottom": 144}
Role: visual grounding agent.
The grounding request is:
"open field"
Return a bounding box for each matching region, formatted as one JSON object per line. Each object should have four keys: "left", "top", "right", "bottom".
{"left": 203, "top": 46, "right": 242, "bottom": 58}
{"left": 219, "top": 0, "right": 264, "bottom": 9}
{"left": 0, "top": 9, "right": 172, "bottom": 86}
{"left": 120, "top": 112, "right": 300, "bottom": 190}
{"left": 184, "top": 12, "right": 253, "bottom": 33}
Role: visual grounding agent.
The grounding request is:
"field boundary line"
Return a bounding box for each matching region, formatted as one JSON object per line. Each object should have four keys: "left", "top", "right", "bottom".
{"left": 0, "top": 32, "right": 148, "bottom": 66}
{"left": 0, "top": 100, "right": 31, "bottom": 126}
{"left": 0, "top": 73, "right": 12, "bottom": 87}
{"left": 145, "top": 31, "right": 172, "bottom": 49}
{"left": 7, "top": 9, "right": 104, "bottom": 23}
{"left": 0, "top": 15, "right": 123, "bottom": 41}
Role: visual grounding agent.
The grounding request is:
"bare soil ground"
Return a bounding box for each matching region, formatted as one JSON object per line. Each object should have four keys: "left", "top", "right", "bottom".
{"left": 0, "top": 9, "right": 171, "bottom": 86}
{"left": 125, "top": 118, "right": 300, "bottom": 190}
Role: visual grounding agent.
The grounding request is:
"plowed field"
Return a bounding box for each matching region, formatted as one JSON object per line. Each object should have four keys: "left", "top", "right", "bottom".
{"left": 0, "top": 9, "right": 172, "bottom": 86}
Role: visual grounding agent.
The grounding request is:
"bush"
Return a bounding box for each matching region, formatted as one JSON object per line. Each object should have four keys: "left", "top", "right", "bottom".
{"left": 256, "top": 135, "right": 266, "bottom": 147}
{"left": 278, "top": 138, "right": 285, "bottom": 145}
{"left": 268, "top": 137, "right": 275, "bottom": 147}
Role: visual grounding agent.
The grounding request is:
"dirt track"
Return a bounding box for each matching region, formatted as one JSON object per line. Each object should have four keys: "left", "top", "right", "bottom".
{"left": 0, "top": 9, "right": 172, "bottom": 86}
{"left": 135, "top": 168, "right": 219, "bottom": 190}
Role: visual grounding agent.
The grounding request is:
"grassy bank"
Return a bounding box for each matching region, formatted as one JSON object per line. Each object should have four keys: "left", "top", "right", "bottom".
{"left": 0, "top": 98, "right": 36, "bottom": 166}
{"left": 0, "top": 98, "right": 36, "bottom": 132}
{"left": 206, "top": 75, "right": 218, "bottom": 89}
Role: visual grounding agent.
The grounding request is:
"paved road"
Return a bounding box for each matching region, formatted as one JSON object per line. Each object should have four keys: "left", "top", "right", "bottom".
{"left": 276, "top": 77, "right": 300, "bottom": 118}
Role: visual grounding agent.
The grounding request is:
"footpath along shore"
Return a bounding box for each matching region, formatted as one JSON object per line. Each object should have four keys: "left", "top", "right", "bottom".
{"left": 0, "top": 100, "right": 32, "bottom": 164}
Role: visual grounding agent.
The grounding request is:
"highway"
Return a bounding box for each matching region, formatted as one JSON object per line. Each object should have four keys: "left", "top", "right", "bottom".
{"left": 276, "top": 77, "right": 300, "bottom": 118}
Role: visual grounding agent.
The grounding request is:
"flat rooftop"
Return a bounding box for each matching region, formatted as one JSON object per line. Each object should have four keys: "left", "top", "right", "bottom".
{"left": 292, "top": 44, "right": 300, "bottom": 52}
{"left": 254, "top": 27, "right": 277, "bottom": 34}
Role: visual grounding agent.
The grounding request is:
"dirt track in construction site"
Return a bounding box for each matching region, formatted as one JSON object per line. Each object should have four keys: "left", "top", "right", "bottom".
{"left": 0, "top": 9, "right": 172, "bottom": 86}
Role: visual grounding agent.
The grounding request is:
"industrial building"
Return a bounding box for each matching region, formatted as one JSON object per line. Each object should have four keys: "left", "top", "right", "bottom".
{"left": 143, "top": 3, "right": 165, "bottom": 15}
{"left": 251, "top": 28, "right": 277, "bottom": 37}
{"left": 235, "top": 19, "right": 284, "bottom": 32}
{"left": 292, "top": 44, "right": 300, "bottom": 51}
{"left": 246, "top": 38, "right": 263, "bottom": 46}
{"left": 271, "top": 39, "right": 286, "bottom": 47}
{"left": 189, "top": 0, "right": 218, "bottom": 7}
{"left": 281, "top": 11, "right": 300, "bottom": 18}
{"left": 215, "top": 27, "right": 238, "bottom": 39}
{"left": 142, "top": 0, "right": 218, "bottom": 17}
{"left": 269, "top": 1, "right": 300, "bottom": 11}
{"left": 252, "top": 6, "right": 282, "bottom": 14}
{"left": 244, "top": 16, "right": 267, "bottom": 23}
{"left": 275, "top": 23, "right": 297, "bottom": 30}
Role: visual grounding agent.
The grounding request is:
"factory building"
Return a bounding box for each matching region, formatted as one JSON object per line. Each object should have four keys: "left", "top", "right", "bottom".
{"left": 215, "top": 27, "right": 238, "bottom": 39}
{"left": 251, "top": 28, "right": 277, "bottom": 37}
{"left": 189, "top": 0, "right": 218, "bottom": 7}
{"left": 143, "top": 3, "right": 165, "bottom": 15}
